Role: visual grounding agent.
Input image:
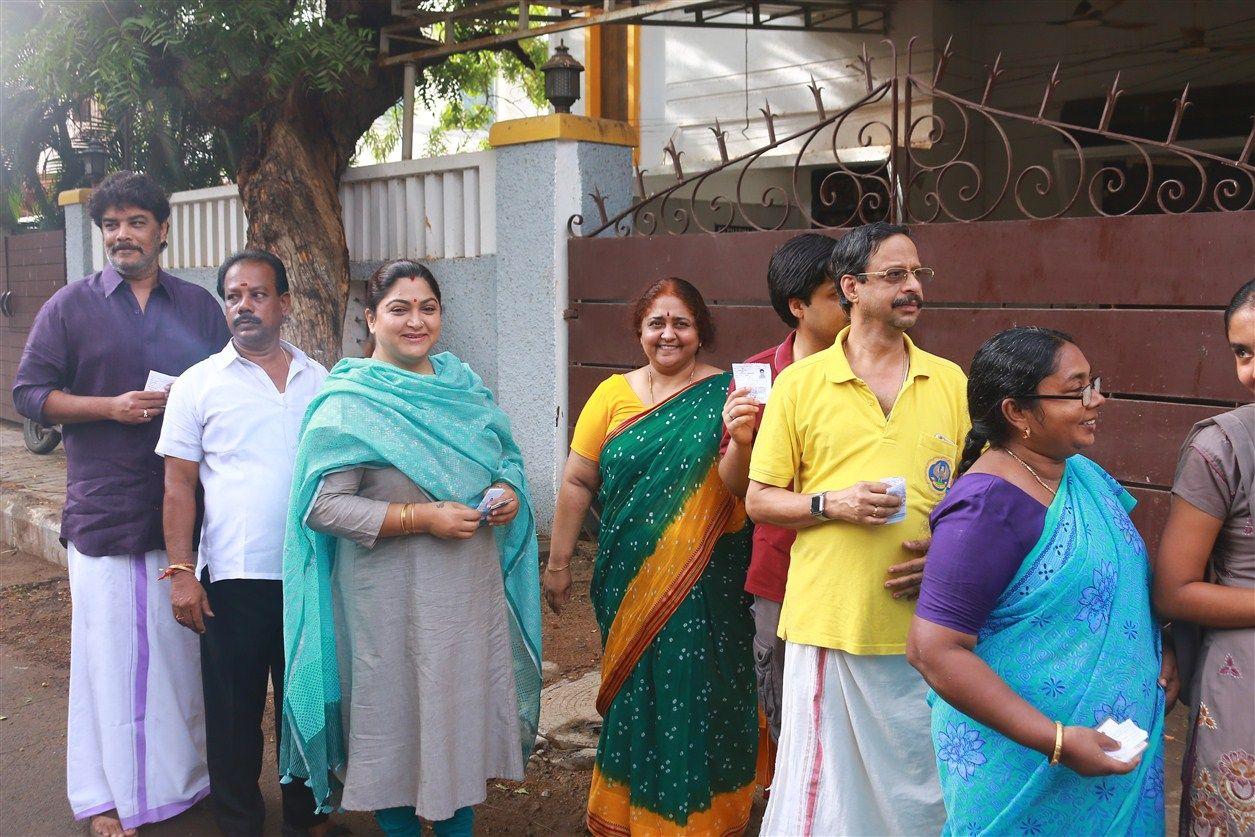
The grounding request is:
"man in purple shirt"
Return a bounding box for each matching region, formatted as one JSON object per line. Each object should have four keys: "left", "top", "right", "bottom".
{"left": 13, "top": 171, "right": 228, "bottom": 837}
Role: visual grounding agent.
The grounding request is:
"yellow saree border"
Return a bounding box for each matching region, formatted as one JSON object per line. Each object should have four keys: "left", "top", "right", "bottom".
{"left": 594, "top": 468, "right": 737, "bottom": 716}
{"left": 587, "top": 766, "right": 756, "bottom": 837}
{"left": 595, "top": 376, "right": 743, "bottom": 717}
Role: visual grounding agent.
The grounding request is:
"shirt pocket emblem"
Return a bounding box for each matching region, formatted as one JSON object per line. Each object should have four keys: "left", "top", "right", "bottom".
{"left": 916, "top": 433, "right": 958, "bottom": 496}
{"left": 926, "top": 458, "right": 953, "bottom": 492}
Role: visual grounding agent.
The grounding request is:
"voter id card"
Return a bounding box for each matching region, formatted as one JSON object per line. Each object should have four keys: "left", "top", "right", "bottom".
{"left": 476, "top": 487, "right": 507, "bottom": 520}
{"left": 732, "top": 363, "right": 772, "bottom": 403}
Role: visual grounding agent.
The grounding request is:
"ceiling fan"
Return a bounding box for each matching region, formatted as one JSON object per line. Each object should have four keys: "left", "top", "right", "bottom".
{"left": 1167, "top": 25, "right": 1255, "bottom": 55}
{"left": 987, "top": 1, "right": 1151, "bottom": 30}
{"left": 1048, "top": 0, "right": 1150, "bottom": 29}
{"left": 1163, "top": 3, "right": 1255, "bottom": 56}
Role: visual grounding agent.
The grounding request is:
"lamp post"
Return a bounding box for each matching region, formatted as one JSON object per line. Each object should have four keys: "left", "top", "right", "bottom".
{"left": 81, "top": 138, "right": 109, "bottom": 187}
{"left": 541, "top": 40, "right": 584, "bottom": 114}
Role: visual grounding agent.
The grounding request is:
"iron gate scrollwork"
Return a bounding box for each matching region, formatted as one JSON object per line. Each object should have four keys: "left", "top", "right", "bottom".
{"left": 568, "top": 36, "right": 1255, "bottom": 237}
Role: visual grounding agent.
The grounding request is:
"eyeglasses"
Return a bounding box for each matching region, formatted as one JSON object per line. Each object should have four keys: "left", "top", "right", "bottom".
{"left": 853, "top": 267, "right": 936, "bottom": 284}
{"left": 1015, "top": 377, "right": 1104, "bottom": 408}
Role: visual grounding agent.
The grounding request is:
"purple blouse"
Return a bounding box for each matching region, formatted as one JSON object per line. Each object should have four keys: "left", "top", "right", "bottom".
{"left": 12, "top": 266, "right": 230, "bottom": 557}
{"left": 915, "top": 473, "right": 1049, "bottom": 635}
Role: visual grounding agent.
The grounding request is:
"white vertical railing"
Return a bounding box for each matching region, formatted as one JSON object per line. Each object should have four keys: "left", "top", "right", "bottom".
{"left": 165, "top": 184, "right": 241, "bottom": 272}
{"left": 90, "top": 221, "right": 105, "bottom": 272}
{"left": 157, "top": 150, "right": 496, "bottom": 270}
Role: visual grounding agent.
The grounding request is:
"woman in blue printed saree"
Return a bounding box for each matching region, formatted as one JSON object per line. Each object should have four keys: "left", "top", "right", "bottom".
{"left": 545, "top": 278, "right": 759, "bottom": 835}
{"left": 907, "top": 327, "right": 1178, "bottom": 835}
{"left": 279, "top": 261, "right": 542, "bottom": 837}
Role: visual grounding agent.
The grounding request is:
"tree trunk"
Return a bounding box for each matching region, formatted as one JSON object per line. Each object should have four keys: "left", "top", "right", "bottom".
{"left": 236, "top": 89, "right": 353, "bottom": 367}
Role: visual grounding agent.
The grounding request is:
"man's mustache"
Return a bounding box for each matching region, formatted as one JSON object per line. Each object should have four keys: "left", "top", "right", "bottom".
{"left": 893, "top": 294, "right": 923, "bottom": 308}
{"left": 233, "top": 314, "right": 261, "bottom": 328}
{"left": 110, "top": 244, "right": 141, "bottom": 254}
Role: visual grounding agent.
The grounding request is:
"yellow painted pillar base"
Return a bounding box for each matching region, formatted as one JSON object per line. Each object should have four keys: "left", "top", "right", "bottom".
{"left": 488, "top": 114, "right": 637, "bottom": 148}
{"left": 57, "top": 188, "right": 93, "bottom": 206}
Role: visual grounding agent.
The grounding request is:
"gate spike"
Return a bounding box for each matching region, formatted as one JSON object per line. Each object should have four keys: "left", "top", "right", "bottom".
{"left": 847, "top": 42, "right": 874, "bottom": 94}
{"left": 1166, "top": 83, "right": 1191, "bottom": 145}
{"left": 634, "top": 166, "right": 648, "bottom": 200}
{"left": 663, "top": 139, "right": 684, "bottom": 180}
{"left": 589, "top": 185, "right": 609, "bottom": 226}
{"left": 932, "top": 35, "right": 954, "bottom": 88}
{"left": 1098, "top": 72, "right": 1123, "bottom": 133}
{"left": 980, "top": 52, "right": 1005, "bottom": 107}
{"left": 1240, "top": 116, "right": 1255, "bottom": 165}
{"left": 760, "top": 100, "right": 777, "bottom": 145}
{"left": 1037, "top": 62, "right": 1062, "bottom": 121}
{"left": 710, "top": 119, "right": 729, "bottom": 164}
{"left": 808, "top": 74, "right": 826, "bottom": 120}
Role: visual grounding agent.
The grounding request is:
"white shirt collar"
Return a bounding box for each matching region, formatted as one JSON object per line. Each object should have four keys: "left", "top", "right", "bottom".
{"left": 212, "top": 338, "right": 311, "bottom": 372}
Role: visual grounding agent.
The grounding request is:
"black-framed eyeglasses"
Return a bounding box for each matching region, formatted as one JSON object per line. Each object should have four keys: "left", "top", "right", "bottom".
{"left": 1015, "top": 377, "right": 1104, "bottom": 408}
{"left": 853, "top": 267, "right": 936, "bottom": 284}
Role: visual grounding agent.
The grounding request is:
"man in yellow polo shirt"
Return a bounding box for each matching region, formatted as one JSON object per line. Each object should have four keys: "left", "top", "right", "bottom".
{"left": 747, "top": 221, "right": 969, "bottom": 836}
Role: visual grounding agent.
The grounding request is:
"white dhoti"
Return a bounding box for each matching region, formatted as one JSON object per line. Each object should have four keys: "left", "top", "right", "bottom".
{"left": 762, "top": 643, "right": 944, "bottom": 837}
{"left": 66, "top": 544, "right": 209, "bottom": 829}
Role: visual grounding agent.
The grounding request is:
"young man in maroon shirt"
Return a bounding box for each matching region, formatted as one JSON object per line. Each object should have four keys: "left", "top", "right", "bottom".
{"left": 718, "top": 233, "right": 847, "bottom": 746}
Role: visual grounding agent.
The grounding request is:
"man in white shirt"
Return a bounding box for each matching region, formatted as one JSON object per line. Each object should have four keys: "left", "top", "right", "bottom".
{"left": 157, "top": 250, "right": 329, "bottom": 837}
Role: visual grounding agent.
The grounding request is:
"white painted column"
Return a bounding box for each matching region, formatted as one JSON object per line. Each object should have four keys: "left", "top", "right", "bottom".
{"left": 490, "top": 131, "right": 633, "bottom": 532}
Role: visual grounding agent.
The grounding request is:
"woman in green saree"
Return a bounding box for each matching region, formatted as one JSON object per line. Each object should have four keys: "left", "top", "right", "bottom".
{"left": 546, "top": 278, "right": 758, "bottom": 836}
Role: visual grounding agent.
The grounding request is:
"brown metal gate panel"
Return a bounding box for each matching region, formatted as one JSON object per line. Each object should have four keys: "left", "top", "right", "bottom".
{"left": 2, "top": 231, "right": 66, "bottom": 425}
{"left": 566, "top": 211, "right": 1255, "bottom": 548}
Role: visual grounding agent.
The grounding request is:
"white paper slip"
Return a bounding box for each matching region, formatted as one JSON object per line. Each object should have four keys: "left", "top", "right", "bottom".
{"left": 144, "top": 370, "right": 178, "bottom": 392}
{"left": 1096, "top": 717, "right": 1149, "bottom": 763}
{"left": 732, "top": 363, "right": 772, "bottom": 403}
{"left": 881, "top": 476, "right": 908, "bottom": 524}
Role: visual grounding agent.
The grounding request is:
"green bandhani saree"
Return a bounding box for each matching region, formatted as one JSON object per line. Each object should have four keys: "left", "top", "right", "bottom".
{"left": 586, "top": 373, "right": 758, "bottom": 836}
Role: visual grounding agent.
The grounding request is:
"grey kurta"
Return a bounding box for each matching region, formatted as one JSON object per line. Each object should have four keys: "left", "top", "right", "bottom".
{"left": 1172, "top": 406, "right": 1255, "bottom": 837}
{"left": 306, "top": 466, "right": 523, "bottom": 818}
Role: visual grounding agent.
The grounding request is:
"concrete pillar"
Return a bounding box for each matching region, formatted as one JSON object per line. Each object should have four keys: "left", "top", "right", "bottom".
{"left": 58, "top": 189, "right": 96, "bottom": 282}
{"left": 488, "top": 114, "right": 634, "bottom": 533}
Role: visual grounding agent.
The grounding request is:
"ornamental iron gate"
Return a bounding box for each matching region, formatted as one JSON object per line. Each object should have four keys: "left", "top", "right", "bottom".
{"left": 564, "top": 39, "right": 1255, "bottom": 550}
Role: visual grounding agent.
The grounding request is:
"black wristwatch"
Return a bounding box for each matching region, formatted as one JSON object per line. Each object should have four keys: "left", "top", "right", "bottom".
{"left": 810, "top": 492, "right": 827, "bottom": 520}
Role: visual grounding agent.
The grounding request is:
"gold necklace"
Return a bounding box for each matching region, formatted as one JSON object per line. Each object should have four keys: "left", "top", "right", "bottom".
{"left": 648, "top": 365, "right": 695, "bottom": 404}
{"left": 1002, "top": 447, "right": 1059, "bottom": 496}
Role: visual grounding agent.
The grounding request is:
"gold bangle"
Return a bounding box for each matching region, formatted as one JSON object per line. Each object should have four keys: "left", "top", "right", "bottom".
{"left": 1050, "top": 721, "right": 1064, "bottom": 766}
{"left": 544, "top": 563, "right": 571, "bottom": 573}
{"left": 401, "top": 503, "right": 413, "bottom": 535}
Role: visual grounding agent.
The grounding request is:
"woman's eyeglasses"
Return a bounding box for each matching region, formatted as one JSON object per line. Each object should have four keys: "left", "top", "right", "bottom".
{"left": 853, "top": 267, "right": 936, "bottom": 284}
{"left": 1015, "top": 377, "right": 1104, "bottom": 408}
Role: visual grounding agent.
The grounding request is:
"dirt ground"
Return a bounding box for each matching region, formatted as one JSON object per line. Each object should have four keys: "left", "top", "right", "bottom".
{"left": 0, "top": 542, "right": 1186, "bottom": 836}
{"left": 0, "top": 544, "right": 603, "bottom": 837}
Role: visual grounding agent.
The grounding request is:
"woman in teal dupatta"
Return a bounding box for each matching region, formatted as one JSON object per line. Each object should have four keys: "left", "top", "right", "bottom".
{"left": 546, "top": 279, "right": 758, "bottom": 835}
{"left": 908, "top": 328, "right": 1176, "bottom": 836}
{"left": 280, "top": 261, "right": 541, "bottom": 836}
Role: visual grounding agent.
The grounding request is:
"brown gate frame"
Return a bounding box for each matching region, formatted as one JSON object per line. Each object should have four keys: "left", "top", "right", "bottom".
{"left": 2, "top": 230, "right": 67, "bottom": 425}
{"left": 564, "top": 38, "right": 1255, "bottom": 550}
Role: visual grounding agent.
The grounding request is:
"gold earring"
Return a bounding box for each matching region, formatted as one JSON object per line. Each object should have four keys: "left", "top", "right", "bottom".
{"left": 1022, "top": 427, "right": 1031, "bottom": 439}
